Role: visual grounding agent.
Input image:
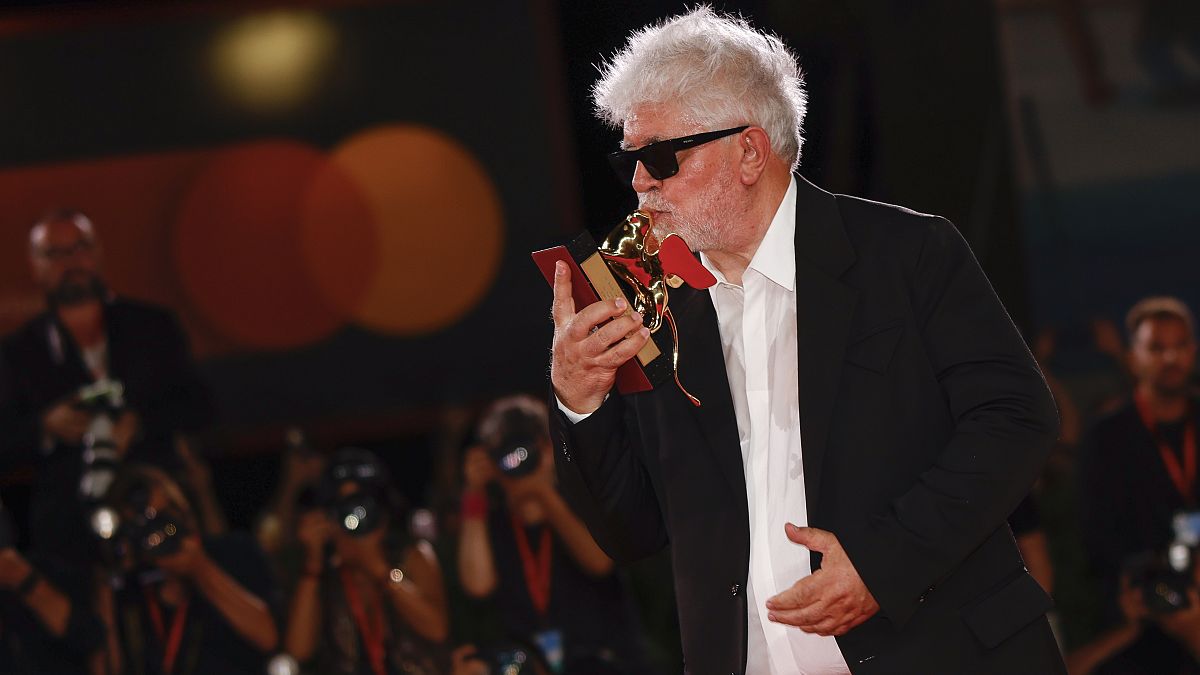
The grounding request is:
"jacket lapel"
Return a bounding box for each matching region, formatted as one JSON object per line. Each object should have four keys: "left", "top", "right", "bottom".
{"left": 793, "top": 177, "right": 858, "bottom": 517}
{"left": 671, "top": 283, "right": 748, "bottom": 504}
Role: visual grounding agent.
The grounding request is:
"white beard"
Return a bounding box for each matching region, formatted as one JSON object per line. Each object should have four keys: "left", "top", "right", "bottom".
{"left": 637, "top": 158, "right": 737, "bottom": 253}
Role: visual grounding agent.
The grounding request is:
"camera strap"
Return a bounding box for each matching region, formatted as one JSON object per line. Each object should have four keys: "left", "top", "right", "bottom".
{"left": 511, "top": 516, "right": 553, "bottom": 616}
{"left": 338, "top": 566, "right": 388, "bottom": 675}
{"left": 142, "top": 587, "right": 190, "bottom": 675}
{"left": 1136, "top": 391, "right": 1198, "bottom": 506}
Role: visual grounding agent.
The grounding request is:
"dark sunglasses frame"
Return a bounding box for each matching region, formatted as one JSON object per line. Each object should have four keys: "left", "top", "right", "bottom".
{"left": 608, "top": 125, "right": 749, "bottom": 184}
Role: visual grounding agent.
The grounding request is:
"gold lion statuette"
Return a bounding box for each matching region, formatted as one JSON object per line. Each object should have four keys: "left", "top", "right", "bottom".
{"left": 598, "top": 210, "right": 703, "bottom": 406}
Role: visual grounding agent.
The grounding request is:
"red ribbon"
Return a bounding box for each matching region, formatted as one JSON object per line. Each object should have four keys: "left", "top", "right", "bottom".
{"left": 1135, "top": 390, "right": 1198, "bottom": 506}
{"left": 339, "top": 567, "right": 388, "bottom": 675}
{"left": 512, "top": 516, "right": 553, "bottom": 616}
{"left": 143, "top": 588, "right": 189, "bottom": 675}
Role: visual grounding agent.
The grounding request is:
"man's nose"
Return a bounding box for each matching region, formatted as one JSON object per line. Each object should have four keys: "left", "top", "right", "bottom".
{"left": 631, "top": 160, "right": 661, "bottom": 193}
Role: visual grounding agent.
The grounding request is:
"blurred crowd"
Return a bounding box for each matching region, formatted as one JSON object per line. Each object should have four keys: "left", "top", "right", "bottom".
{"left": 0, "top": 211, "right": 1197, "bottom": 675}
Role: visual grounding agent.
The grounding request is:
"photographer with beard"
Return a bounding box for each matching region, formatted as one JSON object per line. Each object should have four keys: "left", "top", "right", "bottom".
{"left": 1075, "top": 296, "right": 1200, "bottom": 674}
{"left": 0, "top": 209, "right": 213, "bottom": 563}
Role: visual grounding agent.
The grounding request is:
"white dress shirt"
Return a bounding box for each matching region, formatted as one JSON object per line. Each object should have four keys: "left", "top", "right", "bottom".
{"left": 701, "top": 177, "right": 848, "bottom": 674}
{"left": 558, "top": 178, "right": 849, "bottom": 674}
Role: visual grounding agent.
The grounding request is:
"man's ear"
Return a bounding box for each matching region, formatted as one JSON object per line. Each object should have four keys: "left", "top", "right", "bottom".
{"left": 739, "top": 127, "right": 772, "bottom": 185}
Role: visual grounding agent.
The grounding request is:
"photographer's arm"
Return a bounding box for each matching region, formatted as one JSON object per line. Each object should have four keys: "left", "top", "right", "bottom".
{"left": 377, "top": 541, "right": 448, "bottom": 643}
{"left": 539, "top": 487, "right": 613, "bottom": 577}
{"left": 160, "top": 538, "right": 278, "bottom": 652}
{"left": 0, "top": 550, "right": 70, "bottom": 636}
{"left": 284, "top": 512, "right": 330, "bottom": 662}
{"left": 458, "top": 448, "right": 499, "bottom": 598}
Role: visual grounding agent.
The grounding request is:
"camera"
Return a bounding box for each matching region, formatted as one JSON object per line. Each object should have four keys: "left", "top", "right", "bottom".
{"left": 1124, "top": 511, "right": 1200, "bottom": 614}
{"left": 330, "top": 489, "right": 384, "bottom": 537}
{"left": 77, "top": 378, "right": 126, "bottom": 503}
{"left": 322, "top": 448, "right": 398, "bottom": 537}
{"left": 489, "top": 432, "right": 542, "bottom": 478}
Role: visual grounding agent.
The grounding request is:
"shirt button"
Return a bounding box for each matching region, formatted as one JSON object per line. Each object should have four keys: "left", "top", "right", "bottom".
{"left": 730, "top": 583, "right": 741, "bottom": 596}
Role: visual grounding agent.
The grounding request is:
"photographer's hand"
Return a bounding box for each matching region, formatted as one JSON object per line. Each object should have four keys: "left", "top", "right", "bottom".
{"left": 162, "top": 536, "right": 278, "bottom": 652}
{"left": 40, "top": 397, "right": 90, "bottom": 445}
{"left": 1156, "top": 588, "right": 1200, "bottom": 660}
{"left": 112, "top": 410, "right": 140, "bottom": 459}
{"left": 463, "top": 446, "right": 496, "bottom": 494}
{"left": 296, "top": 510, "right": 334, "bottom": 575}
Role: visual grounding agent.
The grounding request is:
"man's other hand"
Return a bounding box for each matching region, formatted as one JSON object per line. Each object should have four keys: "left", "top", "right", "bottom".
{"left": 41, "top": 397, "right": 90, "bottom": 445}
{"left": 550, "top": 260, "right": 649, "bottom": 415}
{"left": 766, "top": 524, "right": 880, "bottom": 636}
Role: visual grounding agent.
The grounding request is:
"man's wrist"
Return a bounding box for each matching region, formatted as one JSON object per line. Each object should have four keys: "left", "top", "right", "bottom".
{"left": 555, "top": 392, "right": 605, "bottom": 423}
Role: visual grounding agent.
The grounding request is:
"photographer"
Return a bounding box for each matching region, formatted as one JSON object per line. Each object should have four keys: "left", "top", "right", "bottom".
{"left": 457, "top": 395, "right": 646, "bottom": 674}
{"left": 0, "top": 210, "right": 213, "bottom": 563}
{"left": 1075, "top": 296, "right": 1200, "bottom": 673}
{"left": 0, "top": 497, "right": 105, "bottom": 674}
{"left": 97, "top": 464, "right": 278, "bottom": 674}
{"left": 284, "top": 447, "right": 447, "bottom": 674}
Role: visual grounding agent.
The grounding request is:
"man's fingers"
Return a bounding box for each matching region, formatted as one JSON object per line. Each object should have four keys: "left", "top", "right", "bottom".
{"left": 567, "top": 298, "right": 629, "bottom": 342}
{"left": 767, "top": 573, "right": 821, "bottom": 611}
{"left": 600, "top": 326, "right": 651, "bottom": 368}
{"left": 550, "top": 261, "right": 576, "bottom": 328}
{"left": 586, "top": 312, "right": 644, "bottom": 355}
{"left": 785, "top": 523, "right": 835, "bottom": 553}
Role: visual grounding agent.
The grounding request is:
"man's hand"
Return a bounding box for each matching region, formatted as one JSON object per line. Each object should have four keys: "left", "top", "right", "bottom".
{"left": 550, "top": 261, "right": 650, "bottom": 414}
{"left": 766, "top": 524, "right": 879, "bottom": 636}
{"left": 41, "top": 398, "right": 90, "bottom": 445}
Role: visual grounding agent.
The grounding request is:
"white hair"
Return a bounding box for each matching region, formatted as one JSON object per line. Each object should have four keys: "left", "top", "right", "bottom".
{"left": 593, "top": 6, "right": 807, "bottom": 170}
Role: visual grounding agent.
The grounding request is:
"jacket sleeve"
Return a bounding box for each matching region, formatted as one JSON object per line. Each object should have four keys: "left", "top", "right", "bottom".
{"left": 838, "top": 217, "right": 1059, "bottom": 629}
{"left": 550, "top": 389, "right": 669, "bottom": 565}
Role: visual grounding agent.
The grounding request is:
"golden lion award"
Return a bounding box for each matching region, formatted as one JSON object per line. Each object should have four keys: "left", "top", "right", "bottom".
{"left": 532, "top": 210, "right": 717, "bottom": 406}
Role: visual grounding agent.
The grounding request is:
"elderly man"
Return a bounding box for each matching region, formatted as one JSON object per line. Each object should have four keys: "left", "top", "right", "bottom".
{"left": 0, "top": 210, "right": 213, "bottom": 562}
{"left": 548, "top": 8, "right": 1062, "bottom": 675}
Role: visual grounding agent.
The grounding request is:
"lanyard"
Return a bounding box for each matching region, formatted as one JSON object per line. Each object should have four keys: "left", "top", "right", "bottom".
{"left": 142, "top": 587, "right": 189, "bottom": 675}
{"left": 512, "top": 516, "right": 553, "bottom": 616}
{"left": 338, "top": 567, "right": 388, "bottom": 675}
{"left": 1135, "top": 390, "right": 1198, "bottom": 506}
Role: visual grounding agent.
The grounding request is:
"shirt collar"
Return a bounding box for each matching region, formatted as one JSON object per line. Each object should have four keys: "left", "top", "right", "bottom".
{"left": 700, "top": 176, "right": 797, "bottom": 291}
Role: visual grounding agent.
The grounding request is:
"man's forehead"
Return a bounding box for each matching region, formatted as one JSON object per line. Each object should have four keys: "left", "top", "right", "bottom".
{"left": 620, "top": 104, "right": 699, "bottom": 148}
{"left": 31, "top": 216, "right": 94, "bottom": 247}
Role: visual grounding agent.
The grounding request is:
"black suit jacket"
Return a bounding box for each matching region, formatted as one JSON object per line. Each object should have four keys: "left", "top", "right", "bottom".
{"left": 552, "top": 178, "right": 1064, "bottom": 674}
{"left": 0, "top": 297, "right": 213, "bottom": 559}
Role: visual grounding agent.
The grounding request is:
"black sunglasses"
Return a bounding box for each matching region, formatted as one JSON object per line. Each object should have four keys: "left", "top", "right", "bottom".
{"left": 607, "top": 125, "right": 749, "bottom": 184}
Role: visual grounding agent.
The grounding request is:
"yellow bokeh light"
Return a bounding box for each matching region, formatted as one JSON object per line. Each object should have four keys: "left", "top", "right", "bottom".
{"left": 210, "top": 10, "right": 337, "bottom": 113}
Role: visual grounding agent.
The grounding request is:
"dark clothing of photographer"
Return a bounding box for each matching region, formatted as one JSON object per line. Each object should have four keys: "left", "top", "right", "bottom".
{"left": 110, "top": 532, "right": 276, "bottom": 675}
{"left": 1079, "top": 397, "right": 1200, "bottom": 672}
{"left": 301, "top": 563, "right": 444, "bottom": 675}
{"left": 0, "top": 298, "right": 214, "bottom": 560}
{"left": 0, "top": 552, "right": 105, "bottom": 674}
{"left": 483, "top": 500, "right": 646, "bottom": 674}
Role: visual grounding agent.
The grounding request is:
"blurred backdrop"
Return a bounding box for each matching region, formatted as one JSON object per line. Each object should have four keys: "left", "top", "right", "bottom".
{"left": 0, "top": 0, "right": 1197, "bottom": 665}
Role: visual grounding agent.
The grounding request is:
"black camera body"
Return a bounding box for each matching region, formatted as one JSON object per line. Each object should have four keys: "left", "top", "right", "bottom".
{"left": 490, "top": 434, "right": 541, "bottom": 478}
{"left": 1124, "top": 550, "right": 1192, "bottom": 614}
{"left": 78, "top": 378, "right": 126, "bottom": 503}
{"left": 115, "top": 506, "right": 191, "bottom": 566}
{"left": 329, "top": 490, "right": 385, "bottom": 538}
